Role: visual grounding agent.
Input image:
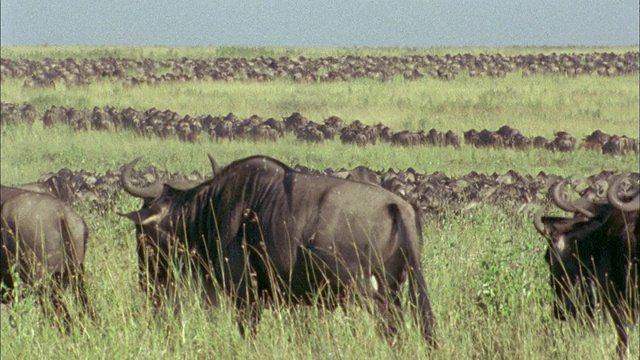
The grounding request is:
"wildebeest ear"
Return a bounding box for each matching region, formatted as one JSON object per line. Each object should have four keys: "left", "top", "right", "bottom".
{"left": 540, "top": 216, "right": 576, "bottom": 236}
{"left": 118, "top": 207, "right": 164, "bottom": 225}
{"left": 538, "top": 216, "right": 576, "bottom": 253}
{"left": 541, "top": 215, "right": 608, "bottom": 249}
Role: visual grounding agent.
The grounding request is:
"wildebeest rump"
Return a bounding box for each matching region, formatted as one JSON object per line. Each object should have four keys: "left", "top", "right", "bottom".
{"left": 1, "top": 185, "right": 93, "bottom": 332}
{"left": 120, "top": 155, "right": 437, "bottom": 346}
{"left": 533, "top": 178, "right": 638, "bottom": 359}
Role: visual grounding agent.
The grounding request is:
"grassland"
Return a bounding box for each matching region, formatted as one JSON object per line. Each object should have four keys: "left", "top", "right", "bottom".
{"left": 2, "top": 71, "right": 638, "bottom": 138}
{"left": 0, "top": 46, "right": 639, "bottom": 360}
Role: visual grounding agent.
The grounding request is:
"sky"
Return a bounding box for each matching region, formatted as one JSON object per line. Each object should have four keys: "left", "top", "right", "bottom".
{"left": 1, "top": 1, "right": 638, "bottom": 48}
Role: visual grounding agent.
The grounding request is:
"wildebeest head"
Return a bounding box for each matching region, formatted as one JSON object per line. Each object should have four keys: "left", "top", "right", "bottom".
{"left": 534, "top": 209, "right": 609, "bottom": 320}
{"left": 121, "top": 182, "right": 185, "bottom": 281}
{"left": 119, "top": 154, "right": 219, "bottom": 237}
{"left": 119, "top": 155, "right": 219, "bottom": 301}
{"left": 533, "top": 180, "right": 612, "bottom": 320}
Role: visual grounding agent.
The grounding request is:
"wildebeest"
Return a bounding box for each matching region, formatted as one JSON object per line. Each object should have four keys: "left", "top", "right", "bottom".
{"left": 546, "top": 131, "right": 577, "bottom": 152}
{"left": 533, "top": 177, "right": 638, "bottom": 359}
{"left": 14, "top": 174, "right": 76, "bottom": 203}
{"left": 1, "top": 185, "right": 93, "bottom": 332}
{"left": 119, "top": 155, "right": 437, "bottom": 347}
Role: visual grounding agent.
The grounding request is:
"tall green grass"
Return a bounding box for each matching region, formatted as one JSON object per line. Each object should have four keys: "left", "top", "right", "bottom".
{"left": 1, "top": 124, "right": 637, "bottom": 359}
{"left": 1, "top": 46, "right": 639, "bottom": 359}
{"left": 1, "top": 72, "right": 638, "bottom": 138}
{"left": 1, "top": 197, "right": 635, "bottom": 359}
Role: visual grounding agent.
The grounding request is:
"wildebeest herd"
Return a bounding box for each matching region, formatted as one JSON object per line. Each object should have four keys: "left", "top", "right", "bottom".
{"left": 2, "top": 102, "right": 639, "bottom": 155}
{"left": 1, "top": 152, "right": 638, "bottom": 357}
{"left": 2, "top": 51, "right": 638, "bottom": 88}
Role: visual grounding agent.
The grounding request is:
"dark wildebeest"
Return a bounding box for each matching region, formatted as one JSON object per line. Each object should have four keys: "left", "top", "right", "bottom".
{"left": 1, "top": 185, "right": 93, "bottom": 332}
{"left": 533, "top": 177, "right": 638, "bottom": 359}
{"left": 14, "top": 174, "right": 75, "bottom": 203}
{"left": 119, "top": 155, "right": 437, "bottom": 347}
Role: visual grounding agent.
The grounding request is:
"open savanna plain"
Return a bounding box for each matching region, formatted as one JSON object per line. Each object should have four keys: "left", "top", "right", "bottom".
{"left": 1, "top": 46, "right": 639, "bottom": 359}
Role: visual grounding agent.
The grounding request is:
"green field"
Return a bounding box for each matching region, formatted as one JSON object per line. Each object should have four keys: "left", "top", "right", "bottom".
{"left": 1, "top": 46, "right": 639, "bottom": 360}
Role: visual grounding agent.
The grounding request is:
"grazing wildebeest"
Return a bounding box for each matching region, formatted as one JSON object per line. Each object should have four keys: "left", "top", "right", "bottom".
{"left": 533, "top": 178, "right": 638, "bottom": 359}
{"left": 1, "top": 185, "right": 93, "bottom": 332}
{"left": 120, "top": 155, "right": 437, "bottom": 347}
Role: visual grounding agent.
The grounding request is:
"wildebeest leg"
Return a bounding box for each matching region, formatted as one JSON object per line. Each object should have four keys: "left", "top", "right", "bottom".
{"left": 72, "top": 266, "right": 95, "bottom": 323}
{"left": 1, "top": 253, "right": 14, "bottom": 303}
{"left": 610, "top": 306, "right": 629, "bottom": 360}
{"left": 236, "top": 298, "right": 262, "bottom": 338}
{"left": 602, "top": 294, "right": 632, "bottom": 360}
{"left": 38, "top": 275, "right": 72, "bottom": 334}
{"left": 232, "top": 266, "right": 261, "bottom": 339}
{"left": 199, "top": 268, "right": 219, "bottom": 309}
{"left": 579, "top": 279, "right": 599, "bottom": 329}
{"left": 1, "top": 265, "right": 18, "bottom": 328}
{"left": 584, "top": 279, "right": 595, "bottom": 318}
{"left": 1, "top": 280, "right": 15, "bottom": 304}
{"left": 222, "top": 240, "right": 261, "bottom": 338}
{"left": 2, "top": 286, "right": 19, "bottom": 330}
{"left": 370, "top": 271, "right": 404, "bottom": 343}
{"left": 614, "top": 320, "right": 628, "bottom": 360}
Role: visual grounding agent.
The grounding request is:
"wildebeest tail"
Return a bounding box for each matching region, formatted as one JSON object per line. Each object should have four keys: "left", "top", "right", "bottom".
{"left": 59, "top": 216, "right": 75, "bottom": 273}
{"left": 58, "top": 211, "right": 87, "bottom": 270}
{"left": 388, "top": 203, "right": 437, "bottom": 348}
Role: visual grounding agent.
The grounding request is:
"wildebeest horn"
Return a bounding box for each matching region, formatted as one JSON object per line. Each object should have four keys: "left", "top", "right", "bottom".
{"left": 533, "top": 208, "right": 553, "bottom": 241}
{"left": 550, "top": 180, "right": 595, "bottom": 218}
{"left": 164, "top": 179, "right": 201, "bottom": 191}
{"left": 207, "top": 154, "right": 219, "bottom": 175}
{"left": 551, "top": 181, "right": 577, "bottom": 212}
{"left": 121, "top": 157, "right": 164, "bottom": 199}
{"left": 608, "top": 176, "right": 640, "bottom": 212}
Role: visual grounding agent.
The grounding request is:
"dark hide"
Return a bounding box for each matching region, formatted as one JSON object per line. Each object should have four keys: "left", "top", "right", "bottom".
{"left": 121, "top": 155, "right": 437, "bottom": 347}
{"left": 536, "top": 203, "right": 638, "bottom": 359}
{"left": 1, "top": 185, "right": 93, "bottom": 332}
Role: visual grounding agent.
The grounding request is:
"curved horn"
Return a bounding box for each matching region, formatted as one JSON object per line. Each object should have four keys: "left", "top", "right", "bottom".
{"left": 207, "top": 154, "right": 219, "bottom": 175}
{"left": 550, "top": 180, "right": 595, "bottom": 218}
{"left": 608, "top": 176, "right": 640, "bottom": 212}
{"left": 551, "top": 181, "right": 577, "bottom": 212}
{"left": 164, "top": 179, "right": 201, "bottom": 191}
{"left": 533, "top": 208, "right": 553, "bottom": 241}
{"left": 121, "top": 157, "right": 164, "bottom": 199}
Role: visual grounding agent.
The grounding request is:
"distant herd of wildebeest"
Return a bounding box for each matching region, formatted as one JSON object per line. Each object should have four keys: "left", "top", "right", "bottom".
{"left": 1, "top": 51, "right": 639, "bottom": 358}
{"left": 2, "top": 51, "right": 639, "bottom": 87}
{"left": 2, "top": 102, "right": 639, "bottom": 155}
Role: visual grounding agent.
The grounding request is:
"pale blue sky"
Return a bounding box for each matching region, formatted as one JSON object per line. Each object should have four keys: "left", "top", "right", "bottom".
{"left": 1, "top": 1, "right": 638, "bottom": 47}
